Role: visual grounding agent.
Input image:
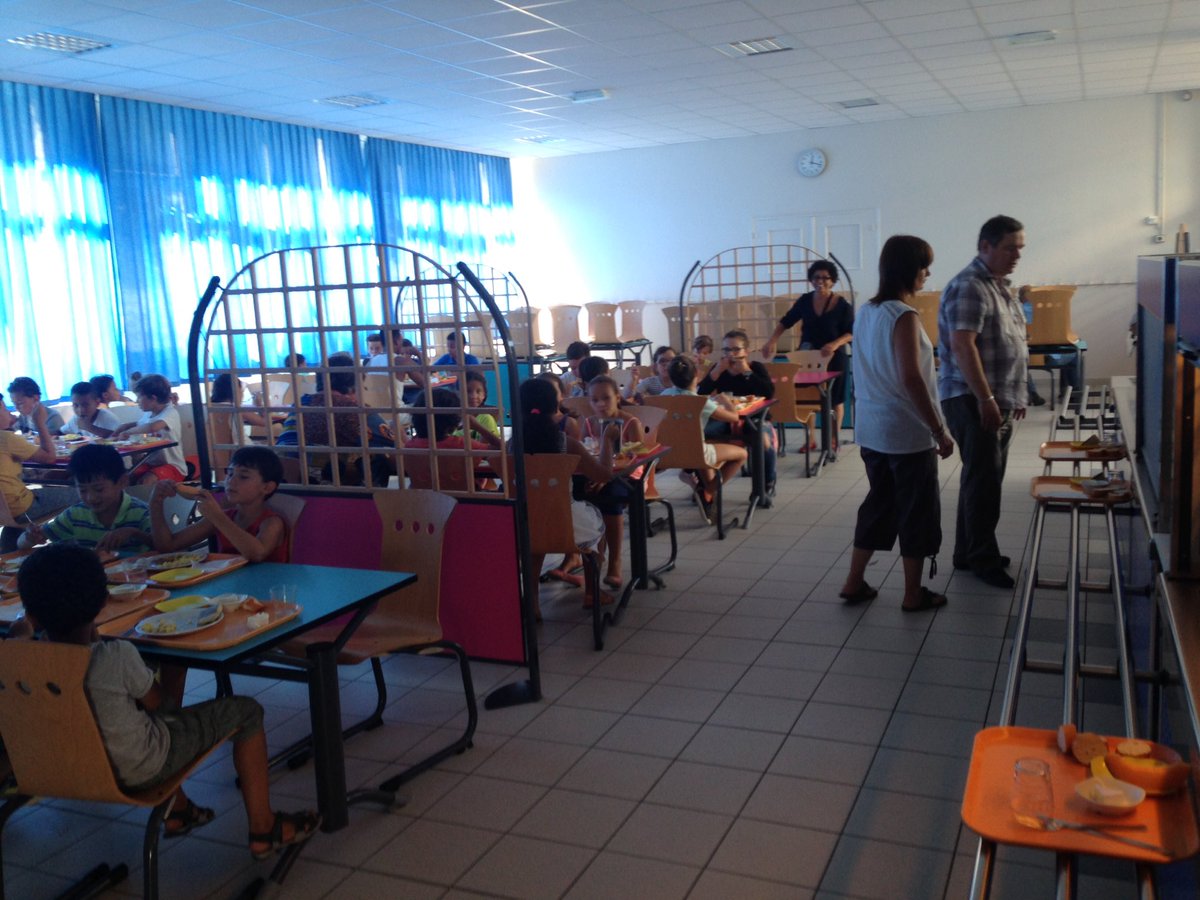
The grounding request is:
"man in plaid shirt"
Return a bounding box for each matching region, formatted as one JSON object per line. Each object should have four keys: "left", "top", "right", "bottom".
{"left": 937, "top": 215, "right": 1029, "bottom": 589}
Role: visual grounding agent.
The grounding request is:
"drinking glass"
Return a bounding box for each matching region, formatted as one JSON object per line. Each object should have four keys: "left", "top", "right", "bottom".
{"left": 270, "top": 584, "right": 298, "bottom": 604}
{"left": 1011, "top": 757, "right": 1054, "bottom": 828}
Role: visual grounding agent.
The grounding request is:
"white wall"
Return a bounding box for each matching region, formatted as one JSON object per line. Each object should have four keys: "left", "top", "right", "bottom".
{"left": 511, "top": 93, "right": 1200, "bottom": 378}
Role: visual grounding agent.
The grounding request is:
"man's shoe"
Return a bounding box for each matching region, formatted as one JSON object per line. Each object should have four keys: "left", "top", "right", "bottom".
{"left": 974, "top": 566, "right": 1015, "bottom": 589}
{"left": 1029, "top": 392, "right": 1046, "bottom": 406}
{"left": 954, "top": 555, "right": 1010, "bottom": 571}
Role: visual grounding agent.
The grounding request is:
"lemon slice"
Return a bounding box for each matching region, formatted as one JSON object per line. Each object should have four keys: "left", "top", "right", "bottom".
{"left": 1090, "top": 755, "right": 1114, "bottom": 780}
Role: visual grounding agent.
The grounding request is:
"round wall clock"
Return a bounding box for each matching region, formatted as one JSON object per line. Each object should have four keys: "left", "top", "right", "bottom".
{"left": 796, "top": 148, "right": 827, "bottom": 177}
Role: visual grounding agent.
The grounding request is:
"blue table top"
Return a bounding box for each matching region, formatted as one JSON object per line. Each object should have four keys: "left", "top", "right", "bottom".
{"left": 125, "top": 562, "right": 415, "bottom": 665}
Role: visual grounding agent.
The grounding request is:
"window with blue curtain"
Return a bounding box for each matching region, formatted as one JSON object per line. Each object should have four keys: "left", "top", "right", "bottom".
{"left": 0, "top": 82, "right": 124, "bottom": 399}
{"left": 368, "top": 140, "right": 515, "bottom": 267}
{"left": 100, "top": 97, "right": 377, "bottom": 378}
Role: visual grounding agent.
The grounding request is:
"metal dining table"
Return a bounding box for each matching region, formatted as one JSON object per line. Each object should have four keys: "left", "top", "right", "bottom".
{"left": 794, "top": 370, "right": 840, "bottom": 476}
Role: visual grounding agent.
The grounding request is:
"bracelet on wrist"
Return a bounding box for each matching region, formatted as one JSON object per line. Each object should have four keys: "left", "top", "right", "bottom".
{"left": 980, "top": 394, "right": 995, "bottom": 405}
{"left": 931, "top": 424, "right": 945, "bottom": 437}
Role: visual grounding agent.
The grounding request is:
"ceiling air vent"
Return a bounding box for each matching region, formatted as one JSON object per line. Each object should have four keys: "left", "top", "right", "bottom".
{"left": 717, "top": 38, "right": 792, "bottom": 58}
{"left": 318, "top": 95, "right": 385, "bottom": 109}
{"left": 837, "top": 97, "right": 879, "bottom": 109}
{"left": 7, "top": 32, "right": 110, "bottom": 53}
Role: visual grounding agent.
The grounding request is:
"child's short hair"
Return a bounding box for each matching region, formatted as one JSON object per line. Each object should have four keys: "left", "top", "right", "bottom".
{"left": 228, "top": 446, "right": 284, "bottom": 496}
{"left": 587, "top": 374, "right": 619, "bottom": 395}
{"left": 284, "top": 353, "right": 306, "bottom": 367}
{"left": 6, "top": 376, "right": 40, "bottom": 398}
{"left": 565, "top": 341, "right": 591, "bottom": 361}
{"left": 70, "top": 381, "right": 97, "bottom": 399}
{"left": 578, "top": 356, "right": 610, "bottom": 383}
{"left": 412, "top": 388, "right": 461, "bottom": 441}
{"left": 134, "top": 374, "right": 172, "bottom": 403}
{"left": 18, "top": 544, "right": 108, "bottom": 640}
{"left": 692, "top": 335, "right": 714, "bottom": 354}
{"left": 90, "top": 374, "right": 118, "bottom": 396}
{"left": 723, "top": 328, "right": 749, "bottom": 346}
{"left": 464, "top": 370, "right": 487, "bottom": 394}
{"left": 536, "top": 371, "right": 565, "bottom": 395}
{"left": 68, "top": 443, "right": 126, "bottom": 484}
{"left": 317, "top": 355, "right": 355, "bottom": 395}
{"left": 667, "top": 355, "right": 698, "bottom": 389}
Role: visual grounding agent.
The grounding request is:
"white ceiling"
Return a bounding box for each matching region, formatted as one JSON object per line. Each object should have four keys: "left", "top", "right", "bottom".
{"left": 2, "top": 0, "right": 1197, "bottom": 158}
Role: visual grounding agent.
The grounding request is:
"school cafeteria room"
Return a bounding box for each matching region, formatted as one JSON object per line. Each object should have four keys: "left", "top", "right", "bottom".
{"left": 1, "top": 0, "right": 1199, "bottom": 898}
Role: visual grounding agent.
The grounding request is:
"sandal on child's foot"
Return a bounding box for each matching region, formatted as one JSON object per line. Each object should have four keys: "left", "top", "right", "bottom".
{"left": 249, "top": 810, "right": 321, "bottom": 861}
{"left": 163, "top": 799, "right": 215, "bottom": 839}
{"left": 603, "top": 574, "right": 623, "bottom": 589}
{"left": 582, "top": 590, "right": 616, "bottom": 609}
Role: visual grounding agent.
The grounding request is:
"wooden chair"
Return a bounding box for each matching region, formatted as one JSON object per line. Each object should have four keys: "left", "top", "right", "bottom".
{"left": 617, "top": 301, "right": 652, "bottom": 365}
{"left": 609, "top": 368, "right": 636, "bottom": 396}
{"left": 266, "top": 491, "right": 306, "bottom": 560}
{"left": 0, "top": 640, "right": 234, "bottom": 900}
{"left": 276, "top": 489, "right": 476, "bottom": 796}
{"left": 642, "top": 394, "right": 735, "bottom": 538}
{"left": 549, "top": 305, "right": 583, "bottom": 358}
{"left": 403, "top": 450, "right": 473, "bottom": 493}
{"left": 502, "top": 306, "right": 544, "bottom": 359}
{"left": 125, "top": 484, "right": 197, "bottom": 534}
{"left": 662, "top": 305, "right": 696, "bottom": 349}
{"left": 773, "top": 296, "right": 799, "bottom": 353}
{"left": 763, "top": 362, "right": 813, "bottom": 472}
{"left": 562, "top": 396, "right": 593, "bottom": 420}
{"left": 523, "top": 454, "right": 603, "bottom": 643}
{"left": 1027, "top": 286, "right": 1082, "bottom": 400}
{"left": 789, "top": 350, "right": 832, "bottom": 449}
{"left": 910, "top": 291, "right": 941, "bottom": 351}
{"left": 588, "top": 302, "right": 650, "bottom": 366}
{"left": 205, "top": 404, "right": 243, "bottom": 472}
{"left": 629, "top": 405, "right": 677, "bottom": 571}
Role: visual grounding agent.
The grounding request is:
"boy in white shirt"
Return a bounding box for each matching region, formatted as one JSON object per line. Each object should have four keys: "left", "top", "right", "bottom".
{"left": 62, "top": 381, "right": 120, "bottom": 438}
{"left": 111, "top": 374, "right": 187, "bottom": 485}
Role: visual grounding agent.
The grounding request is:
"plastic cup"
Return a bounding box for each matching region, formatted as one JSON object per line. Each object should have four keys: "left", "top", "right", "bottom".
{"left": 1011, "top": 757, "right": 1054, "bottom": 828}
{"left": 269, "top": 584, "right": 298, "bottom": 604}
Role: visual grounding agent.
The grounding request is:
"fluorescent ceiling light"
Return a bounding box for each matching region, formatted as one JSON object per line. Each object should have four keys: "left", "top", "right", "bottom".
{"left": 516, "top": 135, "right": 565, "bottom": 144}
{"left": 568, "top": 89, "right": 609, "bottom": 104}
{"left": 317, "top": 95, "right": 385, "bottom": 109}
{"left": 7, "top": 32, "right": 110, "bottom": 53}
{"left": 718, "top": 38, "right": 792, "bottom": 58}
{"left": 1007, "top": 31, "right": 1057, "bottom": 46}
{"left": 837, "top": 97, "right": 879, "bottom": 109}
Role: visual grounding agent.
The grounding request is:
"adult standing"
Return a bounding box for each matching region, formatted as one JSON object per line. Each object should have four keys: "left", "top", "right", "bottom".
{"left": 840, "top": 236, "right": 954, "bottom": 611}
{"left": 761, "top": 260, "right": 854, "bottom": 453}
{"left": 938, "top": 215, "right": 1028, "bottom": 589}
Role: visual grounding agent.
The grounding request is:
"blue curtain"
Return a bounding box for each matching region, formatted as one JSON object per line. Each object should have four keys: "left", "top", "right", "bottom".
{"left": 368, "top": 140, "right": 514, "bottom": 265}
{"left": 100, "top": 97, "right": 376, "bottom": 378}
{"left": 0, "top": 83, "right": 123, "bottom": 398}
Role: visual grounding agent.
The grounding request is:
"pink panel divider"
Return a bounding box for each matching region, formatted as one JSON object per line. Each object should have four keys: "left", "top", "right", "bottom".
{"left": 286, "top": 493, "right": 524, "bottom": 663}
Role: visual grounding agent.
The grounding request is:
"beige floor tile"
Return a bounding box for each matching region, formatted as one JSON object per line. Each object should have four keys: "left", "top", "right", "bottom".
{"left": 606, "top": 803, "right": 732, "bottom": 866}
{"left": 564, "top": 851, "right": 698, "bottom": 900}
{"left": 512, "top": 788, "right": 636, "bottom": 849}
{"left": 456, "top": 834, "right": 595, "bottom": 900}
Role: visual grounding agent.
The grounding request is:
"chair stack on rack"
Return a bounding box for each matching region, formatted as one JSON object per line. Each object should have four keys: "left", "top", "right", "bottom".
{"left": 1027, "top": 285, "right": 1084, "bottom": 402}
{"left": 587, "top": 302, "right": 652, "bottom": 366}
{"left": 548, "top": 305, "right": 583, "bottom": 362}
{"left": 617, "top": 301, "right": 652, "bottom": 364}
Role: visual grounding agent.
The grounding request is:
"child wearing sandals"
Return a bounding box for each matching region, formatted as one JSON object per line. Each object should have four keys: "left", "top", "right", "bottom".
{"left": 13, "top": 543, "right": 319, "bottom": 856}
{"left": 517, "top": 378, "right": 614, "bottom": 615}
{"left": 661, "top": 355, "right": 748, "bottom": 521}
{"left": 582, "top": 375, "right": 640, "bottom": 589}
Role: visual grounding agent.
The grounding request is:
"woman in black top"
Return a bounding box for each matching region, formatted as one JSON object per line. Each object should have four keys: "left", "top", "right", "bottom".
{"left": 698, "top": 328, "right": 777, "bottom": 491}
{"left": 761, "top": 259, "right": 854, "bottom": 451}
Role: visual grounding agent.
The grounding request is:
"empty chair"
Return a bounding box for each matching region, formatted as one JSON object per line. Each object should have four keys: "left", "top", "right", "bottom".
{"left": 909, "top": 291, "right": 941, "bottom": 351}
{"left": 763, "top": 361, "right": 814, "bottom": 472}
{"left": 549, "top": 305, "right": 583, "bottom": 357}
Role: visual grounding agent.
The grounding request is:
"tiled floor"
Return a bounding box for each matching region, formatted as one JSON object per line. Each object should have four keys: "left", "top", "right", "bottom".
{"left": 3, "top": 404, "right": 1174, "bottom": 898}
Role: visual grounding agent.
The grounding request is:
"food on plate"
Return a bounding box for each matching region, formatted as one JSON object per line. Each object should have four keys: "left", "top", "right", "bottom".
{"left": 150, "top": 567, "right": 204, "bottom": 584}
{"left": 1056, "top": 723, "right": 1077, "bottom": 754}
{"left": 246, "top": 612, "right": 270, "bottom": 629}
{"left": 59, "top": 433, "right": 85, "bottom": 442}
{"left": 146, "top": 550, "right": 207, "bottom": 571}
{"left": 137, "top": 603, "right": 221, "bottom": 636}
{"left": 1116, "top": 739, "right": 1152, "bottom": 758}
{"left": 1105, "top": 746, "right": 1190, "bottom": 796}
{"left": 1070, "top": 732, "right": 1109, "bottom": 765}
{"left": 1075, "top": 776, "right": 1145, "bottom": 816}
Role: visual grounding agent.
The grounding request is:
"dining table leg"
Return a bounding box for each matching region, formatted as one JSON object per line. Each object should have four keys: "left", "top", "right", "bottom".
{"left": 741, "top": 409, "right": 770, "bottom": 527}
{"left": 305, "top": 640, "right": 349, "bottom": 832}
{"left": 808, "top": 385, "right": 832, "bottom": 477}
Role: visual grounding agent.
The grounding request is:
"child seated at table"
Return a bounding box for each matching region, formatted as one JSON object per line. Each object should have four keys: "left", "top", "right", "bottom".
{"left": 634, "top": 346, "right": 676, "bottom": 397}
{"left": 15, "top": 543, "right": 319, "bottom": 854}
{"left": 111, "top": 375, "right": 187, "bottom": 486}
{"left": 692, "top": 335, "right": 714, "bottom": 372}
{"left": 536, "top": 372, "right": 581, "bottom": 442}
{"left": 63, "top": 381, "right": 120, "bottom": 438}
{"left": 0, "top": 399, "right": 77, "bottom": 551}
{"left": 583, "top": 375, "right": 641, "bottom": 588}
{"left": 698, "top": 329, "right": 778, "bottom": 494}
{"left": 7, "top": 377, "right": 64, "bottom": 435}
{"left": 90, "top": 374, "right": 133, "bottom": 405}
{"left": 18, "top": 444, "right": 151, "bottom": 552}
{"left": 662, "top": 355, "right": 748, "bottom": 519}
{"left": 150, "top": 446, "right": 287, "bottom": 563}
{"left": 565, "top": 341, "right": 591, "bottom": 397}
{"left": 453, "top": 371, "right": 503, "bottom": 449}
{"left": 517, "top": 377, "right": 614, "bottom": 614}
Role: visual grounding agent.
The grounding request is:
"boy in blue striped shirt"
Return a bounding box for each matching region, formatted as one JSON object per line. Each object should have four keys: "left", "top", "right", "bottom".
{"left": 18, "top": 444, "right": 151, "bottom": 551}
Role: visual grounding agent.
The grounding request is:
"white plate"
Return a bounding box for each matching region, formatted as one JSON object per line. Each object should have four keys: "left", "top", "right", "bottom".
{"left": 135, "top": 604, "right": 223, "bottom": 637}
{"left": 1, "top": 557, "right": 28, "bottom": 574}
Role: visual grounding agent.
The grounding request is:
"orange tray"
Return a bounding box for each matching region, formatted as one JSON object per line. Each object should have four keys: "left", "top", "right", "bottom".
{"left": 1030, "top": 476, "right": 1133, "bottom": 505}
{"left": 139, "top": 554, "right": 249, "bottom": 588}
{"left": 1039, "top": 440, "right": 1127, "bottom": 462}
{"left": 962, "top": 726, "right": 1199, "bottom": 862}
{"left": 99, "top": 599, "right": 301, "bottom": 651}
{"left": 0, "top": 588, "right": 171, "bottom": 626}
